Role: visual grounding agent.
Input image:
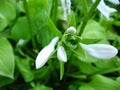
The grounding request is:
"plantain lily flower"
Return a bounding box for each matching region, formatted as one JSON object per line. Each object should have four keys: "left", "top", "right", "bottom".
{"left": 60, "top": 0, "right": 71, "bottom": 20}
{"left": 35, "top": 37, "right": 59, "bottom": 69}
{"left": 108, "top": 0, "right": 120, "bottom": 5}
{"left": 66, "top": 26, "right": 77, "bottom": 34}
{"left": 57, "top": 46, "right": 67, "bottom": 62}
{"left": 92, "top": 0, "right": 117, "bottom": 20}
{"left": 80, "top": 43, "right": 118, "bottom": 59}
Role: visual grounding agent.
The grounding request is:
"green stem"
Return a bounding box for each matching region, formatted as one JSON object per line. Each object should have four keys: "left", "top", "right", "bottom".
{"left": 88, "top": 0, "right": 101, "bottom": 18}
{"left": 23, "top": 0, "right": 36, "bottom": 49}
{"left": 78, "top": 0, "right": 88, "bottom": 36}
{"left": 78, "top": 0, "right": 101, "bottom": 36}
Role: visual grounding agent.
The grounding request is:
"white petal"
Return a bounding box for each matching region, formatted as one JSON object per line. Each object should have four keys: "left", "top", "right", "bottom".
{"left": 80, "top": 43, "right": 118, "bottom": 59}
{"left": 66, "top": 26, "right": 76, "bottom": 34}
{"left": 66, "top": 0, "right": 71, "bottom": 14}
{"left": 57, "top": 46, "right": 67, "bottom": 62}
{"left": 92, "top": 0, "right": 117, "bottom": 20}
{"left": 108, "top": 0, "right": 120, "bottom": 5}
{"left": 17, "top": 39, "right": 25, "bottom": 46}
{"left": 60, "top": 0, "right": 71, "bottom": 20}
{"left": 35, "top": 37, "right": 59, "bottom": 69}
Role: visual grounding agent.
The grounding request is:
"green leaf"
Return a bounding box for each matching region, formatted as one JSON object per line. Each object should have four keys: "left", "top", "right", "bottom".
{"left": 0, "top": 14, "right": 8, "bottom": 31}
{"left": 12, "top": 16, "right": 31, "bottom": 41}
{"left": 0, "top": 0, "right": 16, "bottom": 21}
{"left": 29, "top": 83, "right": 53, "bottom": 90}
{"left": 68, "top": 12, "right": 76, "bottom": 27}
{"left": 0, "top": 76, "right": 14, "bottom": 87}
{"left": 79, "top": 85, "right": 95, "bottom": 90}
{"left": 88, "top": 75, "right": 120, "bottom": 90}
{"left": 15, "top": 56, "right": 34, "bottom": 82}
{"left": 0, "top": 37, "right": 15, "bottom": 79}
{"left": 81, "top": 20, "right": 106, "bottom": 40}
{"left": 37, "top": 15, "right": 61, "bottom": 47}
{"left": 72, "top": 44, "right": 87, "bottom": 62}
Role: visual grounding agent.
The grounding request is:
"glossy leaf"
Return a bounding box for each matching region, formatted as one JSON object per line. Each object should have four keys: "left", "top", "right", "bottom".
{"left": 82, "top": 20, "right": 106, "bottom": 40}
{"left": 12, "top": 16, "right": 31, "bottom": 41}
{"left": 0, "top": 37, "right": 14, "bottom": 79}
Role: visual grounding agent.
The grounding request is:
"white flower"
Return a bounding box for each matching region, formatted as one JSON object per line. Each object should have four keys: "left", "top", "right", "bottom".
{"left": 16, "top": 39, "right": 25, "bottom": 46}
{"left": 92, "top": 0, "right": 117, "bottom": 20}
{"left": 80, "top": 43, "right": 118, "bottom": 59}
{"left": 57, "top": 46, "right": 67, "bottom": 62}
{"left": 66, "top": 26, "right": 76, "bottom": 34}
{"left": 60, "top": 0, "right": 71, "bottom": 20}
{"left": 35, "top": 37, "right": 59, "bottom": 69}
{"left": 108, "top": 0, "right": 120, "bottom": 5}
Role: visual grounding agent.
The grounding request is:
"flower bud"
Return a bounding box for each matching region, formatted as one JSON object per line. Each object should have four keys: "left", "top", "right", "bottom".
{"left": 57, "top": 46, "right": 67, "bottom": 62}
{"left": 35, "top": 37, "right": 59, "bottom": 69}
{"left": 80, "top": 43, "right": 118, "bottom": 59}
{"left": 16, "top": 39, "right": 25, "bottom": 46}
{"left": 66, "top": 26, "right": 76, "bottom": 34}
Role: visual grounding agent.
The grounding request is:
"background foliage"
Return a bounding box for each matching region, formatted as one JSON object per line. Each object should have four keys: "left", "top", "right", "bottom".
{"left": 0, "top": 0, "right": 120, "bottom": 90}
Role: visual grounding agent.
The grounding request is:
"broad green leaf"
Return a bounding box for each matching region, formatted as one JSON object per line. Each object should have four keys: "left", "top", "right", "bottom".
{"left": 0, "top": 0, "right": 16, "bottom": 21}
{"left": 12, "top": 16, "right": 31, "bottom": 41}
{"left": 88, "top": 75, "right": 120, "bottom": 90}
{"left": 0, "top": 37, "right": 14, "bottom": 78}
{"left": 0, "top": 14, "right": 8, "bottom": 31}
{"left": 82, "top": 20, "right": 106, "bottom": 40}
{"left": 15, "top": 56, "right": 34, "bottom": 82}
{"left": 37, "top": 16, "right": 61, "bottom": 47}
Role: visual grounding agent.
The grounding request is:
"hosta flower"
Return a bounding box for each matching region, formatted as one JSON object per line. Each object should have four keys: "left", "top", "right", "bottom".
{"left": 66, "top": 26, "right": 77, "bottom": 34}
{"left": 57, "top": 46, "right": 67, "bottom": 62}
{"left": 92, "top": 0, "right": 117, "bottom": 20}
{"left": 108, "top": 0, "right": 120, "bottom": 5}
{"left": 80, "top": 43, "right": 118, "bottom": 59}
{"left": 60, "top": 0, "right": 71, "bottom": 20}
{"left": 35, "top": 37, "right": 59, "bottom": 69}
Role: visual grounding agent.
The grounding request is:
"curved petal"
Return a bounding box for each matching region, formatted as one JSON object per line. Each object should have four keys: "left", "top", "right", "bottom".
{"left": 35, "top": 37, "right": 59, "bottom": 69}
{"left": 80, "top": 43, "right": 118, "bottom": 59}
{"left": 57, "top": 46, "right": 67, "bottom": 62}
{"left": 92, "top": 0, "right": 117, "bottom": 20}
{"left": 66, "top": 26, "right": 76, "bottom": 34}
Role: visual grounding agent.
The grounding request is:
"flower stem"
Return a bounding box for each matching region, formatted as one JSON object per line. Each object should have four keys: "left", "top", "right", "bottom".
{"left": 23, "top": 0, "right": 36, "bottom": 49}
{"left": 78, "top": 0, "right": 101, "bottom": 36}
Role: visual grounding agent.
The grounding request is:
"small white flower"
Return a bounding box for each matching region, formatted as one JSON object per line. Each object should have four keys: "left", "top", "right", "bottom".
{"left": 16, "top": 39, "right": 25, "bottom": 46}
{"left": 60, "top": 0, "right": 71, "bottom": 20}
{"left": 108, "top": 0, "right": 120, "bottom": 5}
{"left": 92, "top": 0, "right": 117, "bottom": 20}
{"left": 66, "top": 26, "right": 77, "bottom": 34}
{"left": 80, "top": 43, "right": 118, "bottom": 59}
{"left": 35, "top": 37, "right": 59, "bottom": 69}
{"left": 57, "top": 46, "right": 67, "bottom": 62}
